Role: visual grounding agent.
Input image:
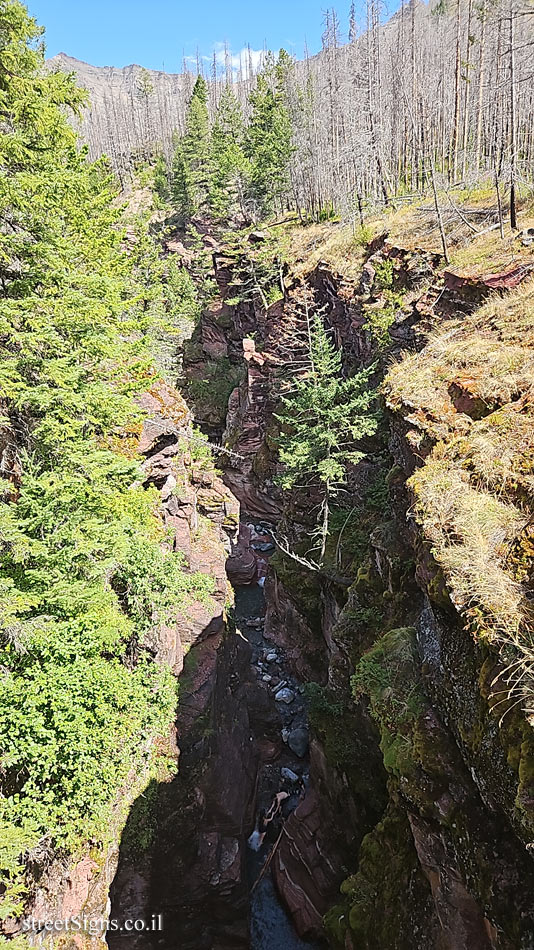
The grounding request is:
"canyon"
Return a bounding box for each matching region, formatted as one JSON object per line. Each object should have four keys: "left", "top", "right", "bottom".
{"left": 71, "top": 215, "right": 534, "bottom": 948}
{"left": 3, "top": 5, "right": 534, "bottom": 946}
{"left": 6, "top": 201, "right": 534, "bottom": 949}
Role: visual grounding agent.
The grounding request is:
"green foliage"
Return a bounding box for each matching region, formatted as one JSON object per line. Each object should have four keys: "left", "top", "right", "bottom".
{"left": 353, "top": 223, "right": 373, "bottom": 246}
{"left": 363, "top": 259, "right": 406, "bottom": 347}
{"left": 325, "top": 506, "right": 370, "bottom": 566}
{"left": 151, "top": 254, "right": 202, "bottom": 379}
{"left": 366, "top": 469, "right": 389, "bottom": 511}
{"left": 225, "top": 227, "right": 287, "bottom": 309}
{"left": 365, "top": 292, "right": 405, "bottom": 348}
{"left": 187, "top": 427, "right": 214, "bottom": 467}
{"left": 209, "top": 86, "right": 251, "bottom": 223}
{"left": 0, "top": 0, "right": 206, "bottom": 919}
{"left": 316, "top": 202, "right": 340, "bottom": 222}
{"left": 245, "top": 51, "right": 294, "bottom": 217}
{"left": 275, "top": 316, "right": 377, "bottom": 562}
{"left": 306, "top": 682, "right": 344, "bottom": 719}
{"left": 168, "top": 53, "right": 295, "bottom": 225}
{"left": 171, "top": 76, "right": 212, "bottom": 221}
{"left": 0, "top": 938, "right": 30, "bottom": 950}
{"left": 276, "top": 318, "right": 377, "bottom": 492}
{"left": 0, "top": 822, "right": 35, "bottom": 921}
{"left": 373, "top": 258, "right": 395, "bottom": 291}
{"left": 187, "top": 357, "right": 244, "bottom": 414}
{"left": 365, "top": 300, "right": 396, "bottom": 346}
{"left": 153, "top": 152, "right": 170, "bottom": 202}
{"left": 171, "top": 142, "right": 194, "bottom": 220}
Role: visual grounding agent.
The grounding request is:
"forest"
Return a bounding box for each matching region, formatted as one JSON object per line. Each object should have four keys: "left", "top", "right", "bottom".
{"left": 66, "top": 0, "right": 534, "bottom": 232}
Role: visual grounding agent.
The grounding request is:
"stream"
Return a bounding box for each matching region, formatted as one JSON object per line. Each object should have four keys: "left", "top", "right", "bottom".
{"left": 108, "top": 518, "right": 325, "bottom": 950}
{"left": 233, "top": 578, "right": 323, "bottom": 950}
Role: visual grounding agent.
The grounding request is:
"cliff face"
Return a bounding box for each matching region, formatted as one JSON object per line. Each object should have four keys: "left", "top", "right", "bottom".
{"left": 182, "top": 218, "right": 534, "bottom": 948}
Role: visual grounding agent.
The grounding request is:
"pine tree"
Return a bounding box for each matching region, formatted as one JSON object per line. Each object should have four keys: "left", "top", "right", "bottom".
{"left": 209, "top": 85, "right": 251, "bottom": 222}
{"left": 0, "top": 0, "right": 210, "bottom": 916}
{"left": 171, "top": 75, "right": 212, "bottom": 220}
{"left": 245, "top": 51, "right": 294, "bottom": 217}
{"left": 276, "top": 314, "right": 377, "bottom": 564}
{"left": 171, "top": 140, "right": 194, "bottom": 218}
{"left": 153, "top": 151, "right": 170, "bottom": 201}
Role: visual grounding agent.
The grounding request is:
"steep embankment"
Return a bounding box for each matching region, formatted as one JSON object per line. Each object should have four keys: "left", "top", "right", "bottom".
{"left": 180, "top": 207, "right": 534, "bottom": 948}
{"left": 0, "top": 10, "right": 249, "bottom": 941}
{"left": 2, "top": 381, "right": 239, "bottom": 947}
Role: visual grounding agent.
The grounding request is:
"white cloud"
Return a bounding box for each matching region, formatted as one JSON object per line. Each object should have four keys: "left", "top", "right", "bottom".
{"left": 186, "top": 43, "right": 264, "bottom": 79}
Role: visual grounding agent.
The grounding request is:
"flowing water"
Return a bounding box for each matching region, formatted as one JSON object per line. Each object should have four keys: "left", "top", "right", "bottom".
{"left": 233, "top": 582, "right": 323, "bottom": 950}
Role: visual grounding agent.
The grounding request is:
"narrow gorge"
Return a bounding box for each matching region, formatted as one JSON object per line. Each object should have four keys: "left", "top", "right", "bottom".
{"left": 2, "top": 2, "right": 534, "bottom": 948}
{"left": 106, "top": 215, "right": 534, "bottom": 949}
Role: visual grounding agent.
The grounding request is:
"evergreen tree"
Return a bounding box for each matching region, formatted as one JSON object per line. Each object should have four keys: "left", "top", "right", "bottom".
{"left": 171, "top": 140, "right": 194, "bottom": 219}
{"left": 0, "top": 0, "right": 211, "bottom": 920}
{"left": 209, "top": 85, "right": 251, "bottom": 222}
{"left": 245, "top": 51, "right": 294, "bottom": 217}
{"left": 276, "top": 315, "right": 377, "bottom": 564}
{"left": 171, "top": 75, "right": 212, "bottom": 220}
{"left": 153, "top": 151, "right": 170, "bottom": 201}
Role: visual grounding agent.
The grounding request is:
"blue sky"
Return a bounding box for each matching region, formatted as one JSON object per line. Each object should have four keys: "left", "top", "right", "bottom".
{"left": 29, "top": 0, "right": 346, "bottom": 71}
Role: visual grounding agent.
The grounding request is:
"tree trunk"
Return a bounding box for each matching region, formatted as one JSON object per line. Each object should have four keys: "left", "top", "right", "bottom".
{"left": 509, "top": 0, "right": 518, "bottom": 230}
{"left": 475, "top": 0, "right": 487, "bottom": 170}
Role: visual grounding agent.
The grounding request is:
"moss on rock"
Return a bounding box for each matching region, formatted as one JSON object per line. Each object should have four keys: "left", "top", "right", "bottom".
{"left": 324, "top": 805, "right": 437, "bottom": 949}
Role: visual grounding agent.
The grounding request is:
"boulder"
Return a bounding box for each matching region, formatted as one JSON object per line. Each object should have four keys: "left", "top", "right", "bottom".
{"left": 288, "top": 727, "right": 309, "bottom": 758}
{"left": 274, "top": 687, "right": 295, "bottom": 705}
{"left": 281, "top": 768, "right": 300, "bottom": 783}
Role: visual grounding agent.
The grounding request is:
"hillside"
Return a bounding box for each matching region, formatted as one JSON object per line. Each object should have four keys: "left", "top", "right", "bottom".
{"left": 48, "top": 0, "right": 534, "bottom": 222}
{"left": 46, "top": 53, "right": 191, "bottom": 177}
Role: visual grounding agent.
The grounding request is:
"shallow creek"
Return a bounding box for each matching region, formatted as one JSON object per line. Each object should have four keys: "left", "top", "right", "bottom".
{"left": 233, "top": 581, "right": 323, "bottom": 949}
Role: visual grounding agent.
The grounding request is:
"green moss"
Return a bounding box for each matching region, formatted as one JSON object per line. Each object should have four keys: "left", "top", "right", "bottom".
{"left": 270, "top": 549, "right": 322, "bottom": 625}
{"left": 354, "top": 558, "right": 383, "bottom": 593}
{"left": 380, "top": 729, "right": 415, "bottom": 777}
{"left": 352, "top": 628, "right": 425, "bottom": 779}
{"left": 516, "top": 734, "right": 534, "bottom": 828}
{"left": 325, "top": 806, "right": 435, "bottom": 949}
{"left": 426, "top": 566, "right": 452, "bottom": 608}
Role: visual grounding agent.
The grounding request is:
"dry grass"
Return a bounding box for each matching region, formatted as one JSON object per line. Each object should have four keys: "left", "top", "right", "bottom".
{"left": 456, "top": 407, "right": 534, "bottom": 497}
{"left": 283, "top": 188, "right": 534, "bottom": 284}
{"left": 475, "top": 275, "right": 534, "bottom": 343}
{"left": 385, "top": 327, "right": 534, "bottom": 440}
{"left": 385, "top": 271, "right": 534, "bottom": 709}
{"left": 287, "top": 220, "right": 379, "bottom": 281}
{"left": 410, "top": 455, "right": 526, "bottom": 638}
{"left": 384, "top": 276, "right": 534, "bottom": 443}
{"left": 383, "top": 186, "right": 534, "bottom": 265}
{"left": 447, "top": 226, "right": 530, "bottom": 276}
